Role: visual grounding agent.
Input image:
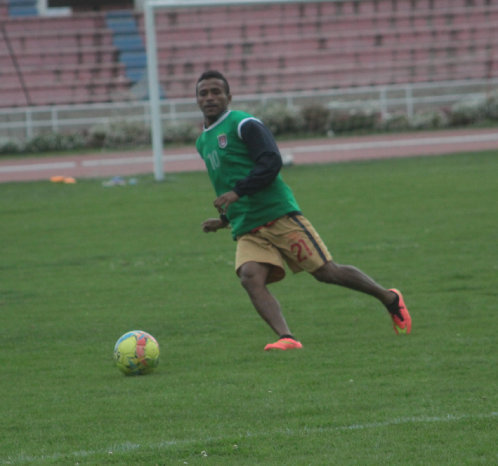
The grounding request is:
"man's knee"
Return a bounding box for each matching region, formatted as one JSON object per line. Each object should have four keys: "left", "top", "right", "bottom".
{"left": 238, "top": 262, "right": 269, "bottom": 291}
{"left": 312, "top": 261, "right": 340, "bottom": 284}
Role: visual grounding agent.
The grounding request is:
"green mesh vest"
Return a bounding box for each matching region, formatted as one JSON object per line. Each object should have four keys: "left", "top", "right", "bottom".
{"left": 196, "top": 110, "right": 300, "bottom": 238}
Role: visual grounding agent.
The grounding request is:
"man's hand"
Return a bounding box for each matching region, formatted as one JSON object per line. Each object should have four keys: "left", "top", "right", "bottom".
{"left": 213, "top": 190, "right": 239, "bottom": 214}
{"left": 202, "top": 218, "right": 227, "bottom": 233}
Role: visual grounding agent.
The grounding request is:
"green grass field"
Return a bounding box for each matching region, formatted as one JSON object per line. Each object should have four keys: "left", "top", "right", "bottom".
{"left": 1, "top": 151, "right": 497, "bottom": 465}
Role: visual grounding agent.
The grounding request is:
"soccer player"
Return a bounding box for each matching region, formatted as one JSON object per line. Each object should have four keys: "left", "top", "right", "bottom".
{"left": 195, "top": 70, "right": 411, "bottom": 351}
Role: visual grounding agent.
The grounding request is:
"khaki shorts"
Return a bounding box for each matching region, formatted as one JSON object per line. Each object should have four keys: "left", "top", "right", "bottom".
{"left": 235, "top": 214, "right": 333, "bottom": 284}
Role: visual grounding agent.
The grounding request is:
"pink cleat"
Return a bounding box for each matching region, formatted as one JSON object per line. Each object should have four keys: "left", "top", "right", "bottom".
{"left": 264, "top": 337, "right": 303, "bottom": 351}
{"left": 388, "top": 288, "right": 412, "bottom": 335}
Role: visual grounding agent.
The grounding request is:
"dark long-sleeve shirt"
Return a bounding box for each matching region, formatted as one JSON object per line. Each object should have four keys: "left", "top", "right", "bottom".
{"left": 233, "top": 119, "right": 283, "bottom": 197}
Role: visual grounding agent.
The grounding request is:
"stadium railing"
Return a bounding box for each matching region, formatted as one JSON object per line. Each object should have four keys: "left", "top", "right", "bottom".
{"left": 1, "top": 78, "right": 497, "bottom": 140}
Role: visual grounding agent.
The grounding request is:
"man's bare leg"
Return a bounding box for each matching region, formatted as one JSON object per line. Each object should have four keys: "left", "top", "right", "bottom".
{"left": 312, "top": 261, "right": 396, "bottom": 306}
{"left": 238, "top": 261, "right": 291, "bottom": 336}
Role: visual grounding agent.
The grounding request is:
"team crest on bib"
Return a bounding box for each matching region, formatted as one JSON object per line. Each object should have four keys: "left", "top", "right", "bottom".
{"left": 217, "top": 134, "right": 227, "bottom": 148}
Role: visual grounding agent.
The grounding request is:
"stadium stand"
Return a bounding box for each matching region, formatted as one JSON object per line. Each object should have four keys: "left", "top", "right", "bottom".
{"left": 144, "top": 0, "right": 498, "bottom": 97}
{"left": 7, "top": 0, "right": 37, "bottom": 17}
{"left": 0, "top": 0, "right": 497, "bottom": 107}
{"left": 105, "top": 9, "right": 147, "bottom": 82}
{"left": 0, "top": 7, "right": 134, "bottom": 106}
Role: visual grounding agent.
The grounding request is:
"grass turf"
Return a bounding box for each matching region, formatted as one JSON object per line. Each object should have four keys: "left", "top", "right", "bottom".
{"left": 1, "top": 151, "right": 497, "bottom": 465}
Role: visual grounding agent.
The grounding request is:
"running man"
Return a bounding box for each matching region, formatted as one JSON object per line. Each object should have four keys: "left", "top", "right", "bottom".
{"left": 195, "top": 70, "right": 411, "bottom": 350}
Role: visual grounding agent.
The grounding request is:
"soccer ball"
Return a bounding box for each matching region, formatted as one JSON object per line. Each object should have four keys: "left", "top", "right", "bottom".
{"left": 113, "top": 330, "right": 160, "bottom": 375}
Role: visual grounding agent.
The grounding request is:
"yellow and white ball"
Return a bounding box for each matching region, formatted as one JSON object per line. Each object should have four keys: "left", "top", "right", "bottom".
{"left": 113, "top": 330, "right": 160, "bottom": 375}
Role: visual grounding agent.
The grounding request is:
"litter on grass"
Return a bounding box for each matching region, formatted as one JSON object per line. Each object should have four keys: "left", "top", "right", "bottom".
{"left": 50, "top": 175, "right": 76, "bottom": 184}
{"left": 102, "top": 176, "right": 138, "bottom": 187}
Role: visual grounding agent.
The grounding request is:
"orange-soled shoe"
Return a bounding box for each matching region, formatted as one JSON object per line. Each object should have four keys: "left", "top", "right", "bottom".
{"left": 264, "top": 337, "right": 303, "bottom": 351}
{"left": 388, "top": 288, "right": 412, "bottom": 335}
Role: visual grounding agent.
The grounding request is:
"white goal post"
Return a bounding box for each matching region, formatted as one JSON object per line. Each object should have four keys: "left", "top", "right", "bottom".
{"left": 144, "top": 0, "right": 332, "bottom": 181}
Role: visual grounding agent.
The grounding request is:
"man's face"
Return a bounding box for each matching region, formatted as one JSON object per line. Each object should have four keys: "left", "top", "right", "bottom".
{"left": 196, "top": 78, "right": 231, "bottom": 125}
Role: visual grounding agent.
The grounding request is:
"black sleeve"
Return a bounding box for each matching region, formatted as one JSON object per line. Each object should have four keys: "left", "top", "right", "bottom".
{"left": 233, "top": 119, "right": 283, "bottom": 197}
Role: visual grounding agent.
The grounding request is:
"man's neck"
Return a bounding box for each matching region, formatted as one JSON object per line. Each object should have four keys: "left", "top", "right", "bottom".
{"left": 205, "top": 109, "right": 229, "bottom": 128}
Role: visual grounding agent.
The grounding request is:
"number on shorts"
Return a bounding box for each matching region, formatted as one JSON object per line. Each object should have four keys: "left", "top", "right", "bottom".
{"left": 291, "top": 239, "right": 313, "bottom": 263}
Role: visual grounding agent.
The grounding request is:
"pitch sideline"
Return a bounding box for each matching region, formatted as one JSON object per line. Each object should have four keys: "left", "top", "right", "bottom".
{"left": 4, "top": 411, "right": 497, "bottom": 464}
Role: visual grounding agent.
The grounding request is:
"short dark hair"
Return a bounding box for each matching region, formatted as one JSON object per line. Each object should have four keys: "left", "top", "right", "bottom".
{"left": 196, "top": 70, "right": 230, "bottom": 95}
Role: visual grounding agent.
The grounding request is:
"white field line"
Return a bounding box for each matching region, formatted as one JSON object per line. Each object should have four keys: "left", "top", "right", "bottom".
{"left": 288, "top": 131, "right": 498, "bottom": 154}
{"left": 81, "top": 156, "right": 150, "bottom": 167}
{"left": 0, "top": 161, "right": 76, "bottom": 173}
{"left": 0, "top": 153, "right": 199, "bottom": 174}
{"left": 3, "top": 411, "right": 497, "bottom": 464}
{"left": 81, "top": 153, "right": 199, "bottom": 167}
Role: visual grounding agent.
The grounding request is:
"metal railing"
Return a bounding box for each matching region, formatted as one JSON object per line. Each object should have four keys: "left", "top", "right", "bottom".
{"left": 1, "top": 78, "right": 497, "bottom": 140}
